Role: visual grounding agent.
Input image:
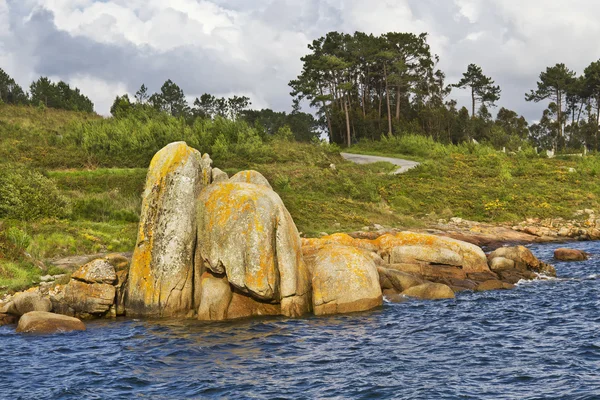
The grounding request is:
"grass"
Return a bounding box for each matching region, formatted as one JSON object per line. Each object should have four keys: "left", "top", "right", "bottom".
{"left": 1, "top": 104, "right": 599, "bottom": 294}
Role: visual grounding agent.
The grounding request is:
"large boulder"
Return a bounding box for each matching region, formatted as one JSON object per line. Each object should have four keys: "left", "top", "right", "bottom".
{"left": 50, "top": 257, "right": 128, "bottom": 318}
{"left": 63, "top": 280, "right": 116, "bottom": 317}
{"left": 390, "top": 245, "right": 463, "bottom": 267}
{"left": 488, "top": 246, "right": 556, "bottom": 276}
{"left": 309, "top": 244, "right": 382, "bottom": 315}
{"left": 489, "top": 257, "right": 515, "bottom": 271}
{"left": 0, "top": 291, "right": 52, "bottom": 316}
{"left": 16, "top": 311, "right": 85, "bottom": 334}
{"left": 71, "top": 259, "right": 117, "bottom": 284}
{"left": 376, "top": 232, "right": 489, "bottom": 273}
{"left": 196, "top": 178, "right": 311, "bottom": 318}
{"left": 554, "top": 248, "right": 589, "bottom": 262}
{"left": 401, "top": 283, "right": 455, "bottom": 300}
{"left": 126, "top": 142, "right": 204, "bottom": 317}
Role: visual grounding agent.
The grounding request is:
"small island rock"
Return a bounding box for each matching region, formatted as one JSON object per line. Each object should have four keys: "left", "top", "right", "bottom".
{"left": 16, "top": 311, "right": 85, "bottom": 334}
{"left": 554, "top": 248, "right": 589, "bottom": 262}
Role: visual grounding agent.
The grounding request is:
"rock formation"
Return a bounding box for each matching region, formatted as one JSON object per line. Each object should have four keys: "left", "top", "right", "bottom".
{"left": 114, "top": 142, "right": 559, "bottom": 322}
{"left": 126, "top": 142, "right": 204, "bottom": 317}
{"left": 196, "top": 179, "right": 311, "bottom": 319}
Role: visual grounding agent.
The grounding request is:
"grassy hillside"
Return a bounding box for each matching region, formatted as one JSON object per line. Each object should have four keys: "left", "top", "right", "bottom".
{"left": 1, "top": 105, "right": 599, "bottom": 294}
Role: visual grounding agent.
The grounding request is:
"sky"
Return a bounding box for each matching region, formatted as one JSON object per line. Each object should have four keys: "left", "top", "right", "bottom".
{"left": 2, "top": 0, "right": 600, "bottom": 120}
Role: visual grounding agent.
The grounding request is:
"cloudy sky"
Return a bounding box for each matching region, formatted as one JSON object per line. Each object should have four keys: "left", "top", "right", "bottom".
{"left": 2, "top": 0, "right": 600, "bottom": 120}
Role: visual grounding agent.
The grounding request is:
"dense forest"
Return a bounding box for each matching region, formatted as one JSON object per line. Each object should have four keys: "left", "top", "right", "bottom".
{"left": 291, "top": 32, "right": 600, "bottom": 151}
{"left": 2, "top": 30, "right": 600, "bottom": 151}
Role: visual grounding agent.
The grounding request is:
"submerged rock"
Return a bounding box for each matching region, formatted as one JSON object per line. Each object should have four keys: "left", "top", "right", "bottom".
{"left": 554, "top": 248, "right": 589, "bottom": 262}
{"left": 16, "top": 311, "right": 85, "bottom": 334}
{"left": 475, "top": 280, "right": 515, "bottom": 292}
{"left": 126, "top": 142, "right": 204, "bottom": 317}
{"left": 309, "top": 244, "right": 382, "bottom": 315}
{"left": 401, "top": 283, "right": 455, "bottom": 300}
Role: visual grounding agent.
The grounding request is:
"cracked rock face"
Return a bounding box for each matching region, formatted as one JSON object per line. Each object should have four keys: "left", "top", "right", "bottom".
{"left": 126, "top": 142, "right": 204, "bottom": 317}
{"left": 196, "top": 178, "right": 311, "bottom": 318}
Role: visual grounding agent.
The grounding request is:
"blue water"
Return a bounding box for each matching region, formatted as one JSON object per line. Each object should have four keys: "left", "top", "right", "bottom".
{"left": 1, "top": 242, "right": 600, "bottom": 399}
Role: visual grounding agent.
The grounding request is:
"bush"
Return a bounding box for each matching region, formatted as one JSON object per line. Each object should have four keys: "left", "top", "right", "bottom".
{"left": 0, "top": 164, "right": 71, "bottom": 220}
{"left": 5, "top": 226, "right": 31, "bottom": 251}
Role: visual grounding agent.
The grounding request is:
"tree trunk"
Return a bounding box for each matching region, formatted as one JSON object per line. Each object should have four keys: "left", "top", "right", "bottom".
{"left": 576, "top": 99, "right": 584, "bottom": 125}
{"left": 471, "top": 87, "right": 475, "bottom": 118}
{"left": 395, "top": 86, "right": 401, "bottom": 120}
{"left": 596, "top": 97, "right": 600, "bottom": 151}
{"left": 378, "top": 82, "right": 382, "bottom": 119}
{"left": 319, "top": 86, "right": 333, "bottom": 142}
{"left": 344, "top": 93, "right": 351, "bottom": 147}
{"left": 557, "top": 89, "right": 563, "bottom": 149}
{"left": 384, "top": 63, "right": 392, "bottom": 135}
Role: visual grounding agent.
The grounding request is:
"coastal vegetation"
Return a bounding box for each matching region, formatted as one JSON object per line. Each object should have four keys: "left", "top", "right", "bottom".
{"left": 1, "top": 30, "right": 600, "bottom": 295}
{"left": 1, "top": 104, "right": 599, "bottom": 294}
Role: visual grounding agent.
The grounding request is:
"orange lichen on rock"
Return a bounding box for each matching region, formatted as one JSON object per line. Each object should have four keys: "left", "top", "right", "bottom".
{"left": 196, "top": 174, "right": 311, "bottom": 318}
{"left": 376, "top": 232, "right": 490, "bottom": 273}
{"left": 126, "top": 142, "right": 203, "bottom": 317}
{"left": 229, "top": 170, "right": 273, "bottom": 189}
{"left": 302, "top": 233, "right": 378, "bottom": 252}
{"left": 308, "top": 244, "right": 382, "bottom": 316}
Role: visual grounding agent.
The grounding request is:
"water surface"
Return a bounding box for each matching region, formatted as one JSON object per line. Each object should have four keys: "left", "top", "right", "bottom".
{"left": 2, "top": 242, "right": 599, "bottom": 399}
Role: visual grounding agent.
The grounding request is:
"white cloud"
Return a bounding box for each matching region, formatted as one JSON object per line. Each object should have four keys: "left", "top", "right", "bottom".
{"left": 68, "top": 75, "right": 129, "bottom": 115}
{"left": 2, "top": 0, "right": 600, "bottom": 119}
{"left": 454, "top": 0, "right": 482, "bottom": 23}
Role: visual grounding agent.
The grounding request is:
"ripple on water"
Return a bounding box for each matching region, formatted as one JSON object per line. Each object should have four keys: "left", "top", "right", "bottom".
{"left": 2, "top": 242, "right": 600, "bottom": 399}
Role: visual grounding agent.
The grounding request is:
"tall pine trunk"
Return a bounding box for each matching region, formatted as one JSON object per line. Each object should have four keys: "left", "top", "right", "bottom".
{"left": 395, "top": 86, "right": 401, "bottom": 120}
{"left": 384, "top": 63, "right": 392, "bottom": 135}
{"left": 344, "top": 93, "right": 351, "bottom": 147}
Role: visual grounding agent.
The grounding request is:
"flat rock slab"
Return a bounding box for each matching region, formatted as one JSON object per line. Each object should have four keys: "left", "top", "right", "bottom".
{"left": 341, "top": 153, "right": 420, "bottom": 175}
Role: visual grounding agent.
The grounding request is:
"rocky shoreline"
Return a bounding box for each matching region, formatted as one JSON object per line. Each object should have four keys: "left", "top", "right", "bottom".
{"left": 0, "top": 142, "right": 595, "bottom": 334}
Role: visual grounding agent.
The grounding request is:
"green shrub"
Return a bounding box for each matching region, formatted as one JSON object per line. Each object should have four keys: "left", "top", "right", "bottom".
{"left": 5, "top": 226, "right": 31, "bottom": 251}
{"left": 0, "top": 164, "right": 71, "bottom": 220}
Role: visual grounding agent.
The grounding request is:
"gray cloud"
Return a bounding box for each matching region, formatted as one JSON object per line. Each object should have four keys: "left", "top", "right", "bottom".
{"left": 2, "top": 0, "right": 599, "bottom": 120}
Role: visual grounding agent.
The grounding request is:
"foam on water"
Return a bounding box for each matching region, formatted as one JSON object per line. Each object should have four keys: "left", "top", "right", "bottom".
{"left": 1, "top": 241, "right": 599, "bottom": 399}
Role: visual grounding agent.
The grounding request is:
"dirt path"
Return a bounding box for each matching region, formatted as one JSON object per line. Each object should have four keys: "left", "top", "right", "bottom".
{"left": 340, "top": 152, "right": 420, "bottom": 174}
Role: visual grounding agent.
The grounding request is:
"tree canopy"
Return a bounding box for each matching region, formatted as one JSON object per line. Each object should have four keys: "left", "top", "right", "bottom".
{"left": 454, "top": 64, "right": 501, "bottom": 117}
